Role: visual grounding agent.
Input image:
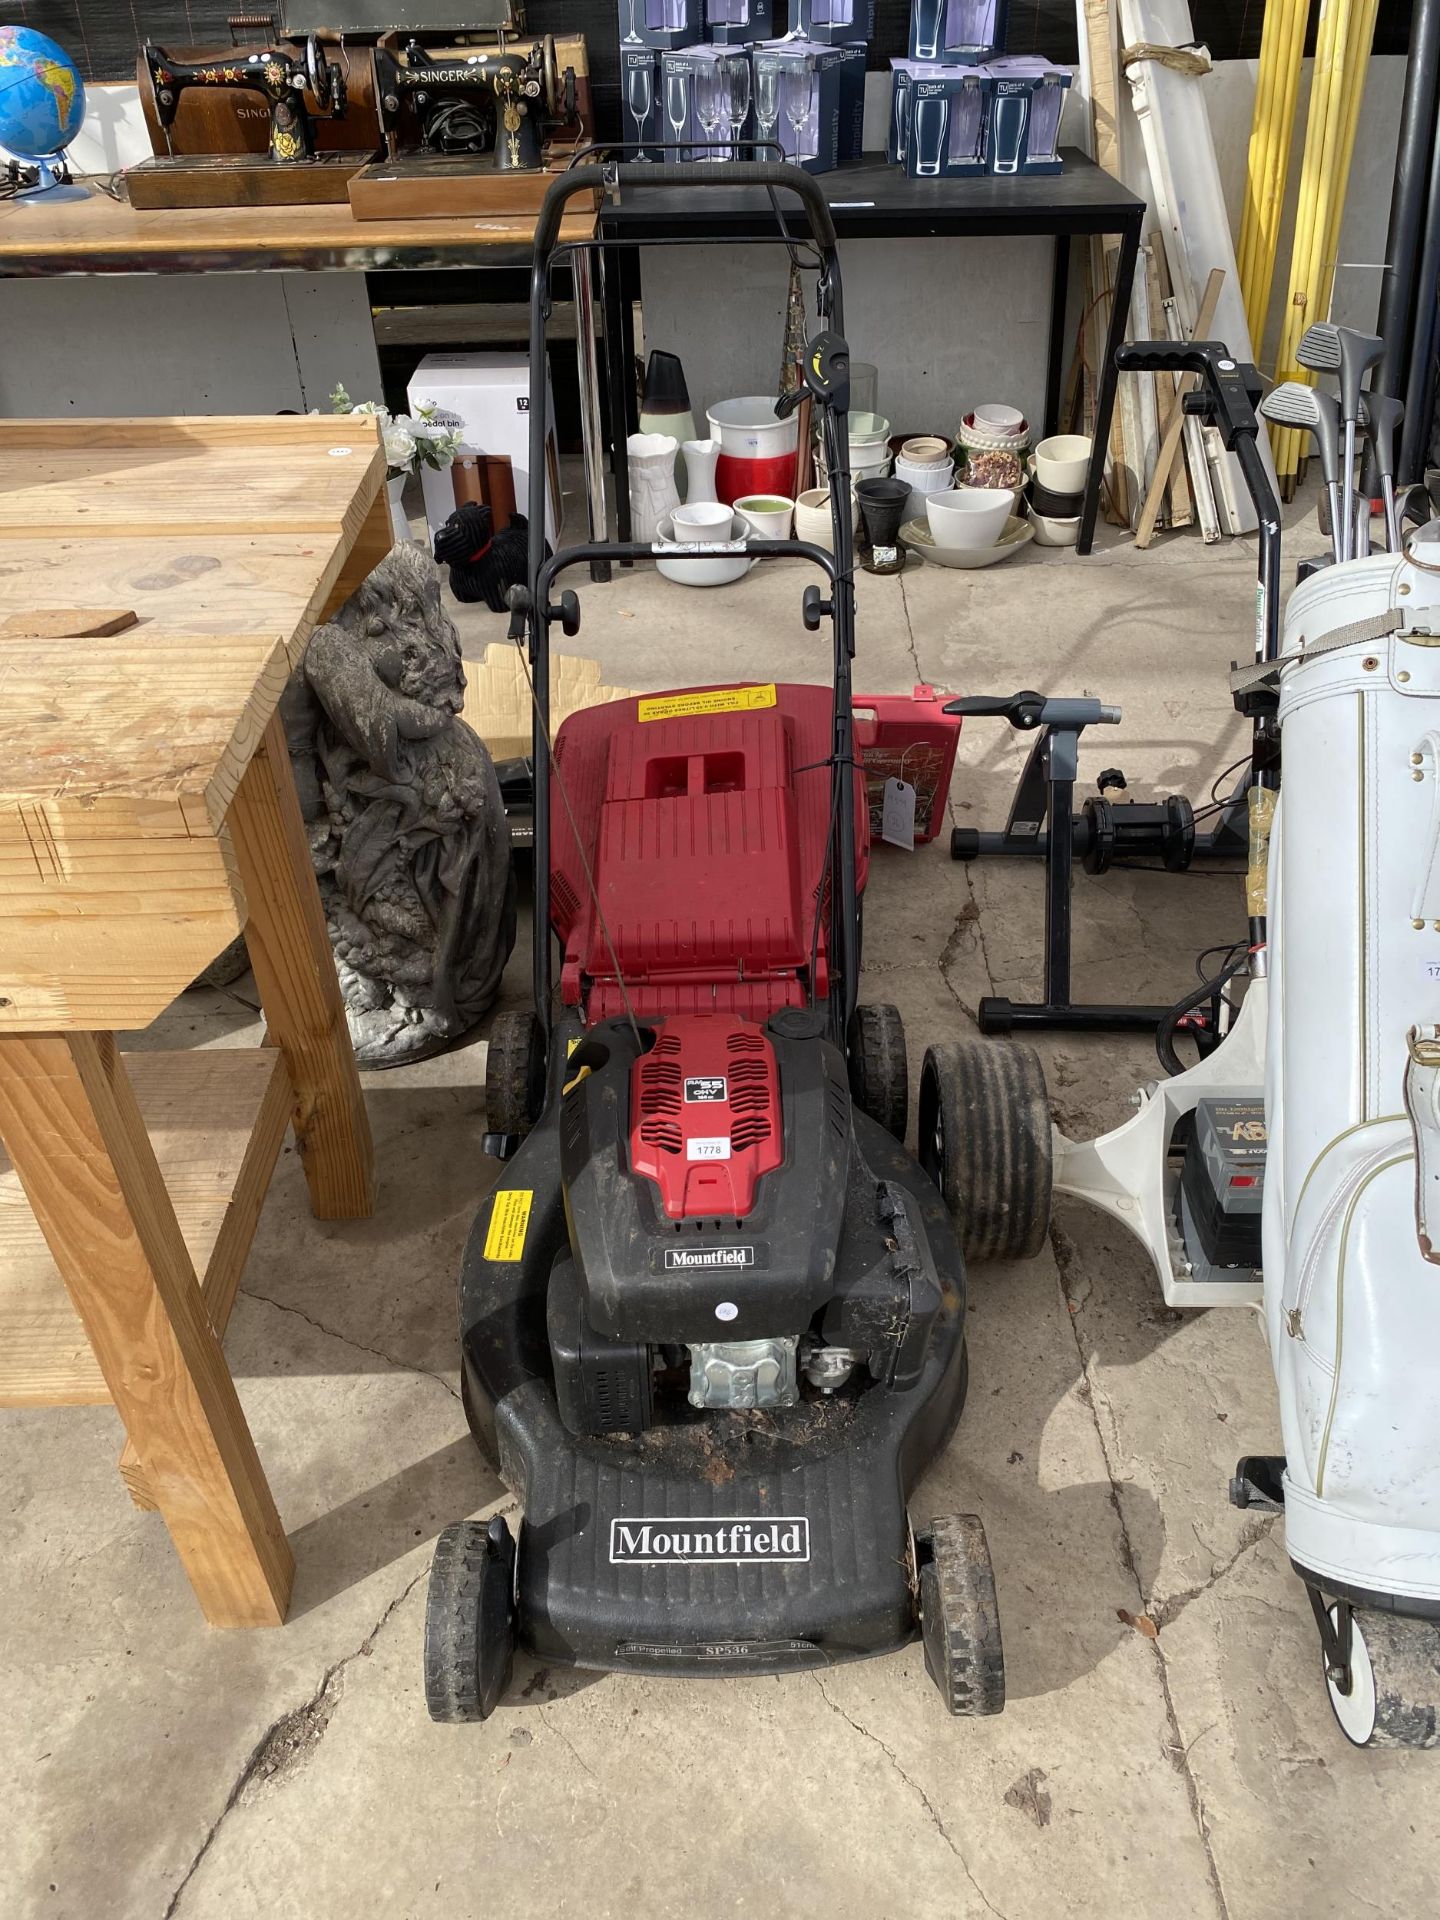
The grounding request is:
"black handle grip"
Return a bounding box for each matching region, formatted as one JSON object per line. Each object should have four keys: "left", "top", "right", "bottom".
{"left": 1115, "top": 339, "right": 1232, "bottom": 378}
{"left": 534, "top": 160, "right": 838, "bottom": 259}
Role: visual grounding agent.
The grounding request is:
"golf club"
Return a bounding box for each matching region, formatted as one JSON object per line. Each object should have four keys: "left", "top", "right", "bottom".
{"left": 1261, "top": 381, "right": 1345, "bottom": 563}
{"left": 1335, "top": 328, "right": 1385, "bottom": 561}
{"left": 1363, "top": 391, "right": 1405, "bottom": 549}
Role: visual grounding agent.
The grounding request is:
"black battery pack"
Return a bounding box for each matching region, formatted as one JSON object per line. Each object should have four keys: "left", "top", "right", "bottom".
{"left": 1179, "top": 1098, "right": 1266, "bottom": 1272}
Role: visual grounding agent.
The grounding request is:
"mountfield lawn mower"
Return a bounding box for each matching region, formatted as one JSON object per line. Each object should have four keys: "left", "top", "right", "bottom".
{"left": 424, "top": 161, "right": 1004, "bottom": 1722}
{"left": 924, "top": 332, "right": 1440, "bottom": 1748}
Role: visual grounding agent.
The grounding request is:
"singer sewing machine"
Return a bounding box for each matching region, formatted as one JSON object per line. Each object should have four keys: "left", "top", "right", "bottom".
{"left": 348, "top": 35, "right": 587, "bottom": 220}
{"left": 127, "top": 37, "right": 379, "bottom": 208}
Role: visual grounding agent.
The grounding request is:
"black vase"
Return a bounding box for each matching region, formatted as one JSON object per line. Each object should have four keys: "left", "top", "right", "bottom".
{"left": 855, "top": 477, "right": 911, "bottom": 573}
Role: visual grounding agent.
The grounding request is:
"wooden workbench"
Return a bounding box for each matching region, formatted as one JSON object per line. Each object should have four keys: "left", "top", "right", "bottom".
{"left": 0, "top": 415, "right": 387, "bottom": 1628}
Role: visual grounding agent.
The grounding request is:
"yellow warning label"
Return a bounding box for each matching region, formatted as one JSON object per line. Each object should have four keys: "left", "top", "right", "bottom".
{"left": 483, "top": 1189, "right": 533, "bottom": 1263}
{"left": 637, "top": 684, "right": 777, "bottom": 723}
{"left": 566, "top": 1035, "right": 581, "bottom": 1056}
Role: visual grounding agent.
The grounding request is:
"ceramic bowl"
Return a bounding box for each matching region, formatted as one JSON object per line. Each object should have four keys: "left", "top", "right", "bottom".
{"left": 903, "top": 515, "right": 1035, "bottom": 569}
{"left": 734, "top": 493, "right": 795, "bottom": 539}
{"left": 653, "top": 511, "right": 752, "bottom": 586}
{"left": 1029, "top": 506, "right": 1080, "bottom": 548}
{"left": 900, "top": 435, "right": 951, "bottom": 466}
{"left": 848, "top": 411, "right": 891, "bottom": 444}
{"left": 1033, "top": 433, "right": 1092, "bottom": 493}
{"left": 795, "top": 485, "right": 855, "bottom": 548}
{"left": 925, "top": 486, "right": 1014, "bottom": 550}
{"left": 895, "top": 454, "right": 955, "bottom": 492}
{"left": 673, "top": 499, "right": 736, "bottom": 537}
{"left": 707, "top": 396, "right": 799, "bottom": 458}
{"left": 974, "top": 401, "right": 1026, "bottom": 434}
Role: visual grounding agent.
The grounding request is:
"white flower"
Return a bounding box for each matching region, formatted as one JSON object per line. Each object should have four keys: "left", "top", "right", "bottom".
{"left": 383, "top": 422, "right": 417, "bottom": 471}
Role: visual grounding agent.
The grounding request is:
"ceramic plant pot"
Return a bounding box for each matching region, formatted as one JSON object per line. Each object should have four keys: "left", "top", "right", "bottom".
{"left": 855, "top": 477, "right": 911, "bottom": 574}
{"left": 628, "top": 432, "right": 681, "bottom": 544}
{"left": 682, "top": 437, "right": 721, "bottom": 506}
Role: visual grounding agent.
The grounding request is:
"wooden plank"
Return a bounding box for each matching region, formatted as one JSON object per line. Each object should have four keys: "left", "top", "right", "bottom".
{"left": 318, "top": 489, "right": 393, "bottom": 623}
{"left": 1146, "top": 245, "right": 1192, "bottom": 529}
{"left": 0, "top": 425, "right": 385, "bottom": 542}
{"left": 1133, "top": 267, "right": 1224, "bottom": 549}
{"left": 0, "top": 531, "right": 358, "bottom": 665}
{"left": 0, "top": 190, "right": 598, "bottom": 264}
{"left": 0, "top": 609, "right": 137, "bottom": 638}
{"left": 0, "top": 1032, "right": 292, "bottom": 1626}
{"left": 0, "top": 1047, "right": 291, "bottom": 1408}
{"left": 227, "top": 714, "right": 374, "bottom": 1223}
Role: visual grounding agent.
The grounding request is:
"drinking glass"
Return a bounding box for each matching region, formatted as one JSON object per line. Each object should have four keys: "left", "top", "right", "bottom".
{"left": 912, "top": 0, "right": 944, "bottom": 58}
{"left": 783, "top": 68, "right": 815, "bottom": 161}
{"left": 627, "top": 60, "right": 653, "bottom": 156}
{"left": 754, "top": 53, "right": 781, "bottom": 156}
{"left": 912, "top": 93, "right": 948, "bottom": 177}
{"left": 695, "top": 65, "right": 724, "bottom": 159}
{"left": 666, "top": 66, "right": 690, "bottom": 157}
{"left": 720, "top": 53, "right": 750, "bottom": 158}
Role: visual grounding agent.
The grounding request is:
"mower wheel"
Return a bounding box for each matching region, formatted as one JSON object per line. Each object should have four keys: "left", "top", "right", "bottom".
{"left": 485, "top": 1010, "right": 546, "bottom": 1139}
{"left": 918, "top": 1038, "right": 1052, "bottom": 1261}
{"left": 847, "top": 1003, "right": 909, "bottom": 1141}
{"left": 424, "top": 1516, "right": 517, "bottom": 1724}
{"left": 915, "top": 1513, "right": 1005, "bottom": 1717}
{"left": 1323, "top": 1606, "right": 1440, "bottom": 1749}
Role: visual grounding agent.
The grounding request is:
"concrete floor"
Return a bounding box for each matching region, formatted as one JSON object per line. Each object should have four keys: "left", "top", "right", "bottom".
{"left": 6, "top": 494, "right": 1437, "bottom": 1919}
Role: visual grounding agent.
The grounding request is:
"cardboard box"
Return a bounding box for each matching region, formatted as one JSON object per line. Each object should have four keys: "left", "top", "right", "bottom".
{"left": 463, "top": 643, "right": 636, "bottom": 762}
{"left": 895, "top": 64, "right": 991, "bottom": 177}
{"left": 659, "top": 44, "right": 756, "bottom": 161}
{"left": 794, "top": 0, "right": 876, "bottom": 45}
{"left": 750, "top": 41, "right": 865, "bottom": 174}
{"left": 705, "top": 0, "right": 776, "bottom": 45}
{"left": 407, "top": 353, "right": 560, "bottom": 544}
{"left": 618, "top": 0, "right": 705, "bottom": 52}
{"left": 905, "top": 0, "right": 1008, "bottom": 66}
{"left": 985, "top": 57, "right": 1071, "bottom": 175}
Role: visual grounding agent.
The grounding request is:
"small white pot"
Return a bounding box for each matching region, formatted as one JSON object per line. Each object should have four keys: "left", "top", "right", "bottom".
{"left": 385, "top": 472, "right": 413, "bottom": 545}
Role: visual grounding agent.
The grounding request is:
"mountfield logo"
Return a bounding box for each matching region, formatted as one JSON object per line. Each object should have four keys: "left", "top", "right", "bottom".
{"left": 610, "top": 1518, "right": 810, "bottom": 1565}
{"left": 663, "top": 1245, "right": 754, "bottom": 1270}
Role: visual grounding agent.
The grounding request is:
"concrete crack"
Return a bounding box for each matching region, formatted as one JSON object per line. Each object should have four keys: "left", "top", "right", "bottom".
{"left": 243, "top": 1286, "right": 461, "bottom": 1403}
{"left": 812, "top": 1675, "right": 1007, "bottom": 1919}
{"left": 538, "top": 1704, "right": 599, "bottom": 1781}
{"left": 162, "top": 1568, "right": 427, "bottom": 1918}
{"left": 1050, "top": 1222, "right": 1232, "bottom": 1920}
{"left": 897, "top": 569, "right": 926, "bottom": 686}
{"left": 1152, "top": 1519, "right": 1277, "bottom": 1633}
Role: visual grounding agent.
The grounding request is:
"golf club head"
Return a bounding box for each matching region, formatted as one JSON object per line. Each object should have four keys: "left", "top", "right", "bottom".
{"left": 1297, "top": 322, "right": 1342, "bottom": 373}
{"left": 1362, "top": 390, "right": 1403, "bottom": 483}
{"left": 1336, "top": 328, "right": 1385, "bottom": 421}
{"left": 1260, "top": 380, "right": 1341, "bottom": 485}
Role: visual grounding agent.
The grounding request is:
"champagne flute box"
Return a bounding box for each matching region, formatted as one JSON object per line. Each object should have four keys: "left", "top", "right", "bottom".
{"left": 407, "top": 353, "right": 560, "bottom": 544}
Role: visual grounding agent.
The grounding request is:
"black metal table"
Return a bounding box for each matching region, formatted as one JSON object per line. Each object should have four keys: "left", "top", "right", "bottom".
{"left": 597, "top": 148, "right": 1145, "bottom": 556}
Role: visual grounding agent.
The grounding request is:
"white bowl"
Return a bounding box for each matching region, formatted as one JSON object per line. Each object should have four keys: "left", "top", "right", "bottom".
{"left": 1033, "top": 433, "right": 1092, "bottom": 493}
{"left": 1029, "top": 506, "right": 1080, "bottom": 548}
{"left": 900, "top": 435, "right": 951, "bottom": 466}
{"left": 653, "top": 511, "right": 752, "bottom": 586}
{"left": 707, "top": 396, "right": 799, "bottom": 459}
{"left": 925, "top": 486, "right": 1013, "bottom": 550}
{"left": 974, "top": 402, "right": 1026, "bottom": 434}
{"left": 903, "top": 514, "right": 1035, "bottom": 569}
{"left": 673, "top": 500, "right": 735, "bottom": 536}
{"left": 848, "top": 411, "right": 891, "bottom": 443}
{"left": 734, "top": 493, "right": 795, "bottom": 538}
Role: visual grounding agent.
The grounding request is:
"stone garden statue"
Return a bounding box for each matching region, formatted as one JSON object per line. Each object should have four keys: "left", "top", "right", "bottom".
{"left": 282, "top": 541, "right": 515, "bottom": 1067}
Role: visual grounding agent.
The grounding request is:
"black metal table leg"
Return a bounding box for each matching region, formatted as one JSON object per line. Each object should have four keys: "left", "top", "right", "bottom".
{"left": 1077, "top": 208, "right": 1142, "bottom": 555}
{"left": 1044, "top": 232, "right": 1070, "bottom": 440}
{"left": 600, "top": 236, "right": 634, "bottom": 557}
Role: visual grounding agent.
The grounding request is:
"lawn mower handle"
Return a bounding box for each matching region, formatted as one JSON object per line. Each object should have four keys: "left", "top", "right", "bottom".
{"left": 533, "top": 160, "right": 840, "bottom": 257}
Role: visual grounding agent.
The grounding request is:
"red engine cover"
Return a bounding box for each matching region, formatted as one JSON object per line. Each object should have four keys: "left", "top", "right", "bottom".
{"left": 629, "top": 1015, "right": 784, "bottom": 1220}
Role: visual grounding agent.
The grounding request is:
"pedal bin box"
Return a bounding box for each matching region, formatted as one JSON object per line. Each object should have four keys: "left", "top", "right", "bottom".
{"left": 407, "top": 353, "right": 561, "bottom": 544}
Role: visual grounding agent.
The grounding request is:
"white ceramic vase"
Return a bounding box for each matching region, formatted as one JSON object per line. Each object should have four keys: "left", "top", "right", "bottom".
{"left": 681, "top": 437, "right": 721, "bottom": 507}
{"left": 385, "top": 472, "right": 413, "bottom": 545}
{"left": 628, "top": 432, "right": 681, "bottom": 543}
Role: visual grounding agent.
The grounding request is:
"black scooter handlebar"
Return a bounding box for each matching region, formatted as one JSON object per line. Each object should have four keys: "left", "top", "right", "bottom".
{"left": 534, "top": 160, "right": 839, "bottom": 258}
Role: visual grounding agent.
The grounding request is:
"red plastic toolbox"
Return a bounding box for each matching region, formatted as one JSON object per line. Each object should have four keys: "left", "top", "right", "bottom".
{"left": 852, "top": 685, "right": 961, "bottom": 843}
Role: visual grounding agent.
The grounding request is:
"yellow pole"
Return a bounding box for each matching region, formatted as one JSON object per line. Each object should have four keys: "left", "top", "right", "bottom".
{"left": 1242, "top": 0, "right": 1309, "bottom": 348}
{"left": 1238, "top": 1, "right": 1283, "bottom": 312}
{"left": 1272, "top": 0, "right": 1355, "bottom": 485}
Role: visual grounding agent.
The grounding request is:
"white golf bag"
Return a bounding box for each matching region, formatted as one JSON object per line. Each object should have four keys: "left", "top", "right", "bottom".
{"left": 1267, "top": 542, "right": 1440, "bottom": 1593}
